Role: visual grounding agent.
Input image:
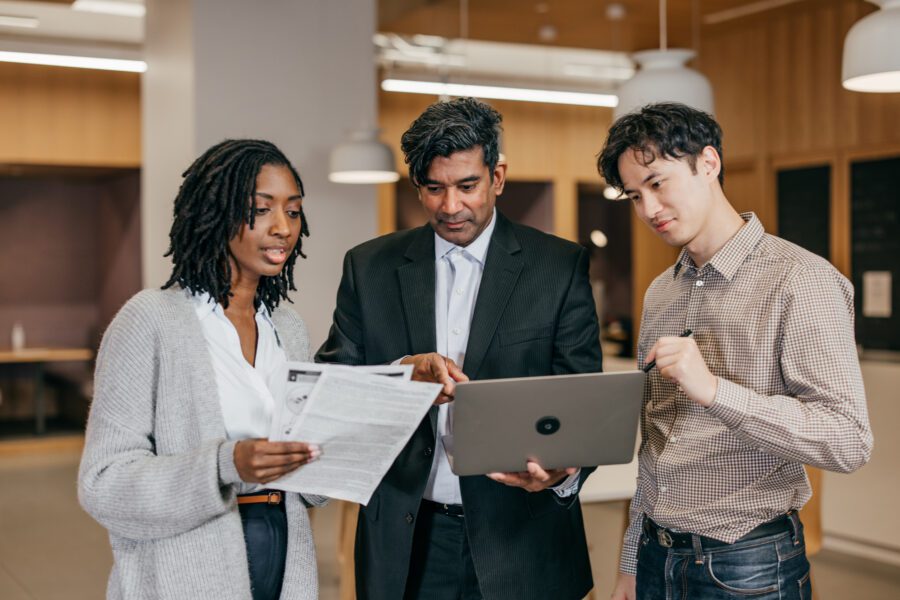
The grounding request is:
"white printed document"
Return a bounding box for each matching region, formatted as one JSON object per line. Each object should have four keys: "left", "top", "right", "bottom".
{"left": 268, "top": 362, "right": 440, "bottom": 505}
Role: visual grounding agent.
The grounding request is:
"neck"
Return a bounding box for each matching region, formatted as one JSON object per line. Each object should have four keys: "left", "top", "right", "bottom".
{"left": 227, "top": 271, "right": 259, "bottom": 315}
{"left": 685, "top": 193, "right": 745, "bottom": 267}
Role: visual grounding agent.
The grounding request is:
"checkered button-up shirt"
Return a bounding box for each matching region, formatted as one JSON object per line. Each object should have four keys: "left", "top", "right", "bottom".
{"left": 620, "top": 212, "right": 873, "bottom": 575}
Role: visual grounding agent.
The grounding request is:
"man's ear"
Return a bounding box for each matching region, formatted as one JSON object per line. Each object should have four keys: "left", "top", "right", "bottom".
{"left": 493, "top": 160, "right": 508, "bottom": 196}
{"left": 700, "top": 146, "right": 721, "bottom": 183}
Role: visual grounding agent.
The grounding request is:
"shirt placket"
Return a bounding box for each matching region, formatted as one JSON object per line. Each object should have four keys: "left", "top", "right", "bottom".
{"left": 657, "top": 265, "right": 708, "bottom": 505}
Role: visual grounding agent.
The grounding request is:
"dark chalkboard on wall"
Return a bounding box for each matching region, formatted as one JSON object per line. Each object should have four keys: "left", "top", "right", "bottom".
{"left": 851, "top": 157, "right": 900, "bottom": 353}
{"left": 776, "top": 165, "right": 831, "bottom": 261}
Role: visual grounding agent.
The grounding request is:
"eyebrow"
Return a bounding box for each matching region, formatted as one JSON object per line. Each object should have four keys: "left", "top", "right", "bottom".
{"left": 623, "top": 171, "right": 661, "bottom": 193}
{"left": 255, "top": 192, "right": 303, "bottom": 200}
{"left": 421, "top": 175, "right": 481, "bottom": 186}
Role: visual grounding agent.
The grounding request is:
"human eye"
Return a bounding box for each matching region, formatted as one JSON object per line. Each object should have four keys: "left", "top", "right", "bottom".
{"left": 425, "top": 185, "right": 442, "bottom": 194}
{"left": 254, "top": 206, "right": 271, "bottom": 216}
{"left": 651, "top": 179, "right": 663, "bottom": 189}
{"left": 459, "top": 183, "right": 477, "bottom": 192}
{"left": 287, "top": 209, "right": 302, "bottom": 219}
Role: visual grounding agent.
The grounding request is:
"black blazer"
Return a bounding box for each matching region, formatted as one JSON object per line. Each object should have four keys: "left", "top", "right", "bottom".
{"left": 316, "top": 212, "right": 603, "bottom": 600}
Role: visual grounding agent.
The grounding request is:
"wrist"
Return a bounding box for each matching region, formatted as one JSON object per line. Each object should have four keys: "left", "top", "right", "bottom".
{"left": 690, "top": 374, "right": 718, "bottom": 407}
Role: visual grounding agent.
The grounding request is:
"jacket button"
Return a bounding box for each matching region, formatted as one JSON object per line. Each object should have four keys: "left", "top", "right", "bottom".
{"left": 424, "top": 447, "right": 433, "bottom": 457}
{"left": 405, "top": 513, "right": 414, "bottom": 524}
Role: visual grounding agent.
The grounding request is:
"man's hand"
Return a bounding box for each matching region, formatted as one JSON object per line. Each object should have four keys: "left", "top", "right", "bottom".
{"left": 487, "top": 460, "right": 576, "bottom": 492}
{"left": 234, "top": 439, "right": 320, "bottom": 484}
{"left": 645, "top": 336, "right": 718, "bottom": 407}
{"left": 400, "top": 353, "right": 468, "bottom": 405}
{"left": 610, "top": 573, "right": 636, "bottom": 600}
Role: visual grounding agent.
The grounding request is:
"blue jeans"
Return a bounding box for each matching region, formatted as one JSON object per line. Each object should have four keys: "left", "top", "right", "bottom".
{"left": 635, "top": 515, "right": 812, "bottom": 600}
{"left": 239, "top": 500, "right": 287, "bottom": 600}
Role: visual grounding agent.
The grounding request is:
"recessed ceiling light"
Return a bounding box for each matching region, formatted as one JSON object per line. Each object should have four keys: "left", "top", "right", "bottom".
{"left": 603, "top": 185, "right": 623, "bottom": 200}
{"left": 590, "top": 230, "right": 609, "bottom": 248}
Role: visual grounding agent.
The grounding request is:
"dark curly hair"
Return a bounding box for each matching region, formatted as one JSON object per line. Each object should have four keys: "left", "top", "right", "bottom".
{"left": 162, "top": 139, "right": 309, "bottom": 311}
{"left": 597, "top": 102, "right": 724, "bottom": 193}
{"left": 400, "top": 97, "right": 503, "bottom": 186}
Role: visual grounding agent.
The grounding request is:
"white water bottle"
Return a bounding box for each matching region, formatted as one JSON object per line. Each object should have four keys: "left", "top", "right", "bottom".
{"left": 11, "top": 322, "right": 25, "bottom": 351}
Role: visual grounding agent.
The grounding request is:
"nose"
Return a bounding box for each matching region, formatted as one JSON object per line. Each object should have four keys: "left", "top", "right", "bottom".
{"left": 269, "top": 208, "right": 290, "bottom": 237}
{"left": 441, "top": 188, "right": 464, "bottom": 216}
{"left": 637, "top": 193, "right": 663, "bottom": 222}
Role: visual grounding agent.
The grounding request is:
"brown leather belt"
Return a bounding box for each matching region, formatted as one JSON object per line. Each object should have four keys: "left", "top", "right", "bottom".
{"left": 237, "top": 491, "right": 283, "bottom": 505}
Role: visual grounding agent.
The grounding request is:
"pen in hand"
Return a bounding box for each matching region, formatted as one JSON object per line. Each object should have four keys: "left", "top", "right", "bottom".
{"left": 642, "top": 329, "right": 693, "bottom": 373}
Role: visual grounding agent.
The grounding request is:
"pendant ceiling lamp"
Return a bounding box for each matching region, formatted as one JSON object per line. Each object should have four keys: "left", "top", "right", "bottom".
{"left": 613, "top": 0, "right": 714, "bottom": 119}
{"left": 842, "top": 0, "right": 900, "bottom": 93}
{"left": 328, "top": 128, "right": 399, "bottom": 185}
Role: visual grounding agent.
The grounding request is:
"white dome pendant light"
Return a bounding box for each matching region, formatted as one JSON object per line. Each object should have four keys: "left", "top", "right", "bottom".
{"left": 613, "top": 0, "right": 714, "bottom": 119}
{"left": 842, "top": 0, "right": 900, "bottom": 93}
{"left": 328, "top": 128, "right": 400, "bottom": 184}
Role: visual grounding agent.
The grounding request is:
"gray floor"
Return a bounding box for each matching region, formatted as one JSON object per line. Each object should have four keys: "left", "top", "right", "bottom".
{"left": 1, "top": 445, "right": 897, "bottom": 599}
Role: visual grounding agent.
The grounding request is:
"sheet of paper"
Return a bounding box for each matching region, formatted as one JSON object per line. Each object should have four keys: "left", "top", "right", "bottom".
{"left": 268, "top": 362, "right": 413, "bottom": 441}
{"left": 862, "top": 271, "right": 892, "bottom": 318}
{"left": 269, "top": 364, "right": 437, "bottom": 505}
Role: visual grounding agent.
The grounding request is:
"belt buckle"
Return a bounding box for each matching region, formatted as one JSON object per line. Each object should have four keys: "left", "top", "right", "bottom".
{"left": 657, "top": 528, "right": 674, "bottom": 548}
{"left": 267, "top": 492, "right": 282, "bottom": 505}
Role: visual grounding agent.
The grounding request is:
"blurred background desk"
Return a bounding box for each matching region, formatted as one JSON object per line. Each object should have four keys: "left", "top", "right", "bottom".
{"left": 0, "top": 348, "right": 94, "bottom": 435}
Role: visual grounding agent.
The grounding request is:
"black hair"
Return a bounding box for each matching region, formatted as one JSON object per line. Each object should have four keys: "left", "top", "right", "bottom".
{"left": 162, "top": 138, "right": 309, "bottom": 311}
{"left": 597, "top": 102, "right": 724, "bottom": 193}
{"left": 400, "top": 97, "right": 503, "bottom": 186}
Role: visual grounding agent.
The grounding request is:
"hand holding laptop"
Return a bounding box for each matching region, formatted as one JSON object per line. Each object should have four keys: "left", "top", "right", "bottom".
{"left": 487, "top": 461, "right": 577, "bottom": 492}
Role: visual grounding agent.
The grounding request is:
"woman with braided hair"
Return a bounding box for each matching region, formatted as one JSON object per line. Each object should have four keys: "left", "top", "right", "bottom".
{"left": 79, "top": 139, "right": 324, "bottom": 600}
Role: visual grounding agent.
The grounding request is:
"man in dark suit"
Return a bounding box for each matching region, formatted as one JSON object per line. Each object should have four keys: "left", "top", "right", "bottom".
{"left": 316, "top": 97, "right": 603, "bottom": 600}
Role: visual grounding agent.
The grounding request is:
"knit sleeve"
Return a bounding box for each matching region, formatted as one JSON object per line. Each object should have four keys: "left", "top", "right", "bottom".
{"left": 78, "top": 293, "right": 237, "bottom": 541}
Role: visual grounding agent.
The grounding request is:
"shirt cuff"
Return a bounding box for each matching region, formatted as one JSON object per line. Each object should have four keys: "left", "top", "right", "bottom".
{"left": 218, "top": 439, "right": 242, "bottom": 486}
{"left": 619, "top": 535, "right": 640, "bottom": 575}
{"left": 705, "top": 377, "right": 752, "bottom": 431}
{"left": 551, "top": 468, "right": 581, "bottom": 498}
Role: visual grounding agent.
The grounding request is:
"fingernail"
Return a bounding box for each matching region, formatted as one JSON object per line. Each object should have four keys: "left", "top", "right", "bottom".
{"left": 308, "top": 444, "right": 320, "bottom": 453}
{"left": 310, "top": 449, "right": 322, "bottom": 459}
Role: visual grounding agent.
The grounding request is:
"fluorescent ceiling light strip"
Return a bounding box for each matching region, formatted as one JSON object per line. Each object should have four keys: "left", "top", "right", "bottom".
{"left": 0, "top": 51, "right": 146, "bottom": 72}
{"left": 382, "top": 79, "right": 618, "bottom": 108}
{"left": 0, "top": 15, "right": 39, "bottom": 28}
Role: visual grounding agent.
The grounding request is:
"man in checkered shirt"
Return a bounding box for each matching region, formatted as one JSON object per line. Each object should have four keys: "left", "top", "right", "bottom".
{"left": 597, "top": 103, "right": 873, "bottom": 600}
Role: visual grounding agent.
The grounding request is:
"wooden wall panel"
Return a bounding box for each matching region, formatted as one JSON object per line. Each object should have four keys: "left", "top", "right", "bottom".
{"left": 698, "top": 21, "right": 767, "bottom": 162}
{"left": 0, "top": 63, "right": 140, "bottom": 167}
{"left": 701, "top": 0, "right": 900, "bottom": 267}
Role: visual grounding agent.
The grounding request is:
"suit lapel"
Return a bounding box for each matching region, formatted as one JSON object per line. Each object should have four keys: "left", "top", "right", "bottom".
{"left": 397, "top": 226, "right": 439, "bottom": 434}
{"left": 464, "top": 214, "right": 523, "bottom": 379}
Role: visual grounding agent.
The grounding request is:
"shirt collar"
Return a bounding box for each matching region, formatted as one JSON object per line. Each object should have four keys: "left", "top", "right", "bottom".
{"left": 674, "top": 212, "right": 764, "bottom": 280}
{"left": 188, "top": 288, "right": 273, "bottom": 325}
{"left": 433, "top": 207, "right": 497, "bottom": 265}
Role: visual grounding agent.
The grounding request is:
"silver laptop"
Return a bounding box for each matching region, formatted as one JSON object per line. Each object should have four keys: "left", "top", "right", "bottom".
{"left": 442, "top": 370, "right": 645, "bottom": 476}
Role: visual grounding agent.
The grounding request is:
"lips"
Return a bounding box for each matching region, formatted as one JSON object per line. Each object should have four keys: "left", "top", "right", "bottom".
{"left": 654, "top": 219, "right": 674, "bottom": 234}
{"left": 262, "top": 247, "right": 288, "bottom": 264}
{"left": 442, "top": 220, "right": 469, "bottom": 230}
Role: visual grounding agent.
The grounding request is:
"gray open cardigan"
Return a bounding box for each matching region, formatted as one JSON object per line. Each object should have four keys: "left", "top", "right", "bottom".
{"left": 78, "top": 288, "right": 324, "bottom": 599}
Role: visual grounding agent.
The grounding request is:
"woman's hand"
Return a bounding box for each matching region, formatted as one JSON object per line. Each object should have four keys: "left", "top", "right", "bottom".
{"left": 233, "top": 439, "right": 321, "bottom": 484}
